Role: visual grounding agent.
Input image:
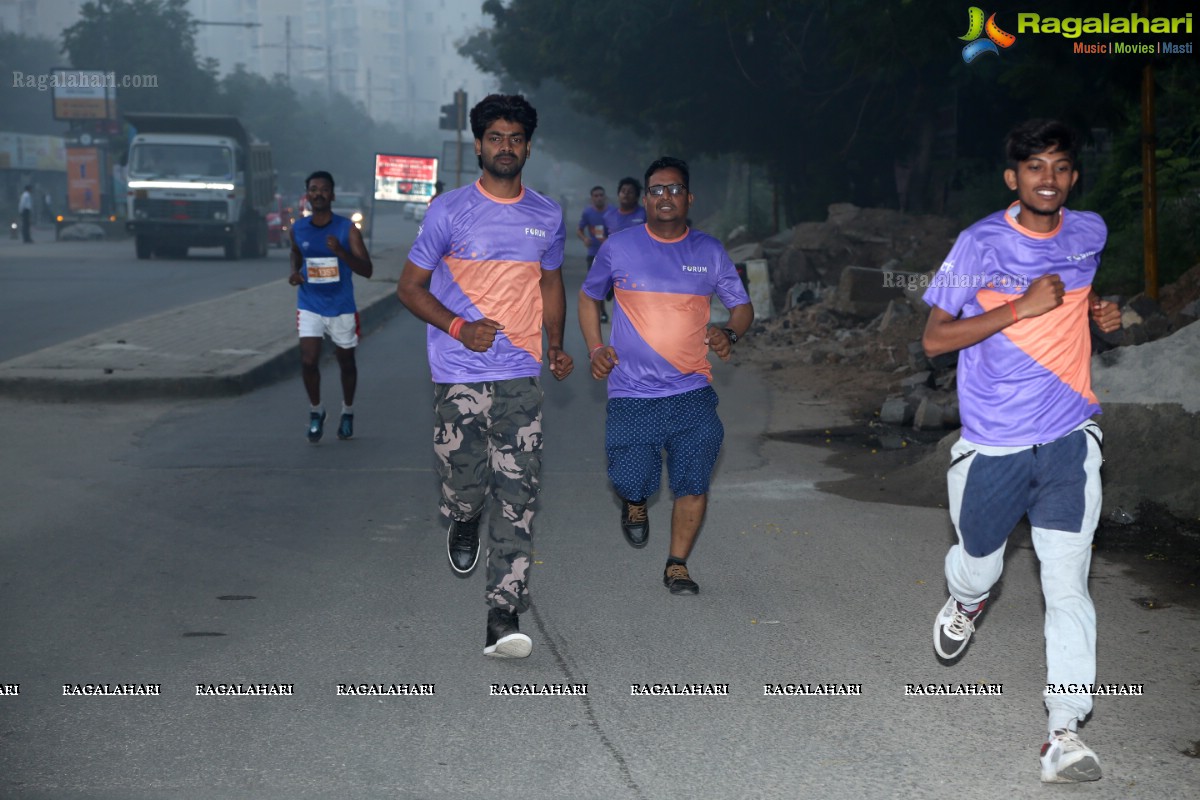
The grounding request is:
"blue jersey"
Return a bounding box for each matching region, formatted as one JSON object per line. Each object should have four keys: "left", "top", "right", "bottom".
{"left": 293, "top": 214, "right": 357, "bottom": 316}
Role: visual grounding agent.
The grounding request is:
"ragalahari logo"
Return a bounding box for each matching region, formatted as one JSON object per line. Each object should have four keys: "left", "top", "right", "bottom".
{"left": 959, "top": 7, "right": 1016, "bottom": 62}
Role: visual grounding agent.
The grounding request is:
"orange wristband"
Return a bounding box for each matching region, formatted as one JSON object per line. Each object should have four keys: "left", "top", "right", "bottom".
{"left": 1006, "top": 300, "right": 1018, "bottom": 323}
{"left": 448, "top": 317, "right": 465, "bottom": 340}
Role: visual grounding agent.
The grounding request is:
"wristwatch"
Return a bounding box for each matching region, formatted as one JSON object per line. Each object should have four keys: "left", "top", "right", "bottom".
{"left": 722, "top": 328, "right": 739, "bottom": 345}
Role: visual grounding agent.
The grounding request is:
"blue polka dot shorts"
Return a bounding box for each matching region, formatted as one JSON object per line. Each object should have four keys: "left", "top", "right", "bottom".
{"left": 605, "top": 386, "right": 724, "bottom": 501}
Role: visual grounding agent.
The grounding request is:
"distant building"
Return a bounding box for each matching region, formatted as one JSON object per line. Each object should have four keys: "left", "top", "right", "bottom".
{"left": 188, "top": 0, "right": 492, "bottom": 132}
{"left": 0, "top": 0, "right": 86, "bottom": 41}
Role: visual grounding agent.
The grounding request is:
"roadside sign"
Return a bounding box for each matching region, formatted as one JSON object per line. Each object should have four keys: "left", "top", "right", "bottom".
{"left": 373, "top": 154, "right": 438, "bottom": 203}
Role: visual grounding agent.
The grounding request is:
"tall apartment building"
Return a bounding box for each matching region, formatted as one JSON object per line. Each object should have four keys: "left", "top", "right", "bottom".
{"left": 189, "top": 0, "right": 491, "bottom": 132}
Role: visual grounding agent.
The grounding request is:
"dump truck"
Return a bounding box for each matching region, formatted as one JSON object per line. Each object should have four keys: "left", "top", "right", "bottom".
{"left": 124, "top": 113, "right": 275, "bottom": 260}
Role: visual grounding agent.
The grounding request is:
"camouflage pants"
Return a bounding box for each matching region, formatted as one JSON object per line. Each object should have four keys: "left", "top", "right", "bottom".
{"left": 433, "top": 378, "right": 543, "bottom": 613}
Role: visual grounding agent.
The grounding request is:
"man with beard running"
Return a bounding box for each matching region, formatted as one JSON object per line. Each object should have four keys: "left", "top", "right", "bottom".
{"left": 397, "top": 94, "right": 573, "bottom": 658}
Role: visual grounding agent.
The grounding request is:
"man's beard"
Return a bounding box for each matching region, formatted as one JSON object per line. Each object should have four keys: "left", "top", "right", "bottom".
{"left": 482, "top": 152, "right": 524, "bottom": 179}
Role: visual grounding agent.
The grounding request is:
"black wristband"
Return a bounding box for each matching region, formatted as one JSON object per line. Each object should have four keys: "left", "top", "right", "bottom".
{"left": 722, "top": 328, "right": 739, "bottom": 345}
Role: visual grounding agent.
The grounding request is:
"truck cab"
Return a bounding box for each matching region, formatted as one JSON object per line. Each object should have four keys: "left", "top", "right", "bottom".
{"left": 125, "top": 114, "right": 274, "bottom": 260}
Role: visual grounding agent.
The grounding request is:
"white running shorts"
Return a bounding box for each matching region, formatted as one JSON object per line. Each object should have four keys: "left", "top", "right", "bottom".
{"left": 297, "top": 309, "right": 359, "bottom": 349}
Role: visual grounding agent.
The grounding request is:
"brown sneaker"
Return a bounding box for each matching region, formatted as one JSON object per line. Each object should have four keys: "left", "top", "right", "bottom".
{"left": 620, "top": 499, "right": 649, "bottom": 547}
{"left": 663, "top": 563, "right": 699, "bottom": 595}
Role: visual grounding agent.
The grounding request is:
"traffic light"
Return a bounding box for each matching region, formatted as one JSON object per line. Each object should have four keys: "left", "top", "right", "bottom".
{"left": 438, "top": 90, "right": 468, "bottom": 131}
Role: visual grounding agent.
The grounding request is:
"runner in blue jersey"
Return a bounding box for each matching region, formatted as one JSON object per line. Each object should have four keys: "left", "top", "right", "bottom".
{"left": 289, "top": 171, "right": 374, "bottom": 442}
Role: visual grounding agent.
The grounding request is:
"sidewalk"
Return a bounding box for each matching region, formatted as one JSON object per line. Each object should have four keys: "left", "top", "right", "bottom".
{"left": 0, "top": 252, "right": 406, "bottom": 402}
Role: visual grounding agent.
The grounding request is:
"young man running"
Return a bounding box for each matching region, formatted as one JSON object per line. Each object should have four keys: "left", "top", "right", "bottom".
{"left": 398, "top": 94, "right": 573, "bottom": 658}
{"left": 923, "top": 119, "right": 1121, "bottom": 783}
{"left": 289, "top": 171, "right": 374, "bottom": 442}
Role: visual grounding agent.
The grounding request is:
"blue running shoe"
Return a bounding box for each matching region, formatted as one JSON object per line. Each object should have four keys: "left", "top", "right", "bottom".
{"left": 337, "top": 413, "right": 353, "bottom": 440}
{"left": 307, "top": 410, "right": 326, "bottom": 443}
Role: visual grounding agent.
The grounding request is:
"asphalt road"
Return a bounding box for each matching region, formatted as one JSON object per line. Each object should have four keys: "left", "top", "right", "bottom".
{"left": 0, "top": 207, "right": 419, "bottom": 364}
{"left": 0, "top": 238, "right": 1197, "bottom": 798}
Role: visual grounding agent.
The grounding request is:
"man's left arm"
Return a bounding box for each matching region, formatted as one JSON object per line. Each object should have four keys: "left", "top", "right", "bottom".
{"left": 706, "top": 303, "right": 754, "bottom": 361}
{"left": 328, "top": 227, "right": 374, "bottom": 279}
{"left": 540, "top": 267, "right": 573, "bottom": 380}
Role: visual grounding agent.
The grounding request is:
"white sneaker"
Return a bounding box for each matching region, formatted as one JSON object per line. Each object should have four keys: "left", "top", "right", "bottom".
{"left": 933, "top": 596, "right": 983, "bottom": 660}
{"left": 1039, "top": 729, "right": 1102, "bottom": 783}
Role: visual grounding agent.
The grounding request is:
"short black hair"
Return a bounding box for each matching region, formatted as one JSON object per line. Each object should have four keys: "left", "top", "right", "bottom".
{"left": 590, "top": 185, "right": 605, "bottom": 194}
{"left": 644, "top": 156, "right": 689, "bottom": 190}
{"left": 1005, "top": 120, "right": 1077, "bottom": 167}
{"left": 305, "top": 170, "right": 335, "bottom": 190}
{"left": 470, "top": 94, "right": 538, "bottom": 141}
{"left": 617, "top": 177, "right": 641, "bottom": 195}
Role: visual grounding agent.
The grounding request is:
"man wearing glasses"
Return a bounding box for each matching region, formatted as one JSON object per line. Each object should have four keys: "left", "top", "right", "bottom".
{"left": 578, "top": 156, "right": 753, "bottom": 594}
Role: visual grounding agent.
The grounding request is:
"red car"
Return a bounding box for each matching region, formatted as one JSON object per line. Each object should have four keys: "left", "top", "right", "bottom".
{"left": 266, "top": 195, "right": 294, "bottom": 248}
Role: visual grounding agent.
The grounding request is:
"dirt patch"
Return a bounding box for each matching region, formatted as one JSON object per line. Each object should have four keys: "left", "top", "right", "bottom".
{"left": 742, "top": 352, "right": 1200, "bottom": 610}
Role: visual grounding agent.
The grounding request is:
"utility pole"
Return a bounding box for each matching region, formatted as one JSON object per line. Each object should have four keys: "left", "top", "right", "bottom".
{"left": 254, "top": 16, "right": 323, "bottom": 88}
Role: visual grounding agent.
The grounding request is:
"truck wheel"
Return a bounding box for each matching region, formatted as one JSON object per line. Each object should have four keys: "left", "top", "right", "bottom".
{"left": 135, "top": 236, "right": 152, "bottom": 260}
{"left": 224, "top": 233, "right": 242, "bottom": 261}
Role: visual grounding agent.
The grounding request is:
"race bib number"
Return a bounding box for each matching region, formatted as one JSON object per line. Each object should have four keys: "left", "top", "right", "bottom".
{"left": 306, "top": 256, "right": 340, "bottom": 284}
{"left": 591, "top": 224, "right": 606, "bottom": 240}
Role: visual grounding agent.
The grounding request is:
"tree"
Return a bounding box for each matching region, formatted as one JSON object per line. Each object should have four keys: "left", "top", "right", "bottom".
{"left": 466, "top": 0, "right": 1197, "bottom": 227}
{"left": 61, "top": 0, "right": 219, "bottom": 113}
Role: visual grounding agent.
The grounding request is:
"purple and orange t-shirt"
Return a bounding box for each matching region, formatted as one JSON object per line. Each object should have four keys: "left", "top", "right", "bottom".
{"left": 922, "top": 203, "right": 1107, "bottom": 446}
{"left": 407, "top": 180, "right": 565, "bottom": 384}
{"left": 582, "top": 226, "right": 751, "bottom": 399}
{"left": 604, "top": 205, "right": 646, "bottom": 234}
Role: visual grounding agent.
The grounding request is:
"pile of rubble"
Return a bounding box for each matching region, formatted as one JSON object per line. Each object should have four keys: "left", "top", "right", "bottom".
{"left": 739, "top": 204, "right": 1200, "bottom": 436}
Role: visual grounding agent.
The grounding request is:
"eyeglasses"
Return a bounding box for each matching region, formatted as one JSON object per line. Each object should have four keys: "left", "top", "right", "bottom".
{"left": 646, "top": 183, "right": 687, "bottom": 197}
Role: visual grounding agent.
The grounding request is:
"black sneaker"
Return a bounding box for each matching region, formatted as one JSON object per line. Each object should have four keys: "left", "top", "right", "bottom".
{"left": 620, "top": 499, "right": 649, "bottom": 547}
{"left": 446, "top": 514, "right": 481, "bottom": 576}
{"left": 663, "top": 563, "right": 699, "bottom": 595}
{"left": 933, "top": 596, "right": 985, "bottom": 660}
{"left": 337, "top": 413, "right": 353, "bottom": 440}
{"left": 307, "top": 410, "right": 326, "bottom": 443}
{"left": 484, "top": 607, "right": 531, "bottom": 658}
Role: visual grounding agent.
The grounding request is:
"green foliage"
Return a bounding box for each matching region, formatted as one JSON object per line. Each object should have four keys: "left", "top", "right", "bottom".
{"left": 467, "top": 0, "right": 1198, "bottom": 241}
{"left": 1080, "top": 60, "right": 1200, "bottom": 294}
{"left": 61, "top": 0, "right": 220, "bottom": 113}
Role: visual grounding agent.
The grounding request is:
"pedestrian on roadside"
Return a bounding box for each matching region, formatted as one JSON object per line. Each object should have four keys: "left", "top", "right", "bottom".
{"left": 922, "top": 119, "right": 1121, "bottom": 784}
{"left": 397, "top": 94, "right": 573, "bottom": 658}
{"left": 288, "top": 170, "right": 374, "bottom": 443}
{"left": 577, "top": 185, "right": 610, "bottom": 321}
{"left": 18, "top": 185, "right": 34, "bottom": 243}
{"left": 578, "top": 156, "right": 753, "bottom": 595}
